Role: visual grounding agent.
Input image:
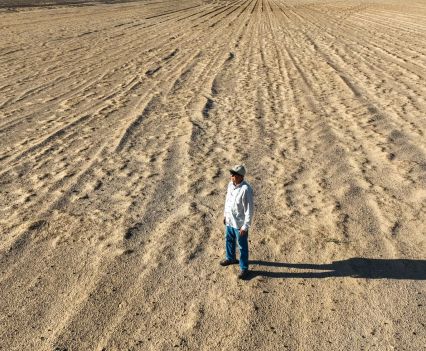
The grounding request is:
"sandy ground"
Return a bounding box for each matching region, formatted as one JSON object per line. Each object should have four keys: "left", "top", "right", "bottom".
{"left": 0, "top": 0, "right": 425, "bottom": 350}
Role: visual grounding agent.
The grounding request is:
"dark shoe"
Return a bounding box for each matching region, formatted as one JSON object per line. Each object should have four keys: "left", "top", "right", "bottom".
{"left": 238, "top": 269, "right": 249, "bottom": 280}
{"left": 220, "top": 259, "right": 239, "bottom": 266}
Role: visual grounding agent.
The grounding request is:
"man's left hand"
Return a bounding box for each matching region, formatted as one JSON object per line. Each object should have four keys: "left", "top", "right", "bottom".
{"left": 239, "top": 228, "right": 247, "bottom": 236}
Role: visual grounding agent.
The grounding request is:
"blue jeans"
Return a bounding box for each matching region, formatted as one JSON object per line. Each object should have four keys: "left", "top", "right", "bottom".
{"left": 225, "top": 225, "right": 249, "bottom": 270}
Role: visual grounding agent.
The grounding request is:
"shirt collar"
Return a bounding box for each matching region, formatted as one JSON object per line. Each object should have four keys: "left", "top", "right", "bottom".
{"left": 232, "top": 180, "right": 245, "bottom": 189}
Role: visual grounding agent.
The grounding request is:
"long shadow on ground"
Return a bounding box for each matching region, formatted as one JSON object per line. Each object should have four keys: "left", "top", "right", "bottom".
{"left": 247, "top": 258, "right": 426, "bottom": 280}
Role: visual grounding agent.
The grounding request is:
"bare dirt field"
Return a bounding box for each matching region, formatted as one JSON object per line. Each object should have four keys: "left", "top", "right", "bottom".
{"left": 0, "top": 0, "right": 425, "bottom": 350}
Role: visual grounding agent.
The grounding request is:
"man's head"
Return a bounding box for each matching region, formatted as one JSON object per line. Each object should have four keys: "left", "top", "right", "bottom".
{"left": 229, "top": 164, "right": 246, "bottom": 185}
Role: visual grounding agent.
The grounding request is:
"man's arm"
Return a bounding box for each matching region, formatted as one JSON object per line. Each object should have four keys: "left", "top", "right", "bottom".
{"left": 224, "top": 183, "right": 231, "bottom": 225}
{"left": 240, "top": 187, "right": 254, "bottom": 234}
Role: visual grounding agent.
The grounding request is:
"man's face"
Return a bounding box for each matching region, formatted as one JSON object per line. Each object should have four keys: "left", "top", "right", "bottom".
{"left": 230, "top": 173, "right": 243, "bottom": 185}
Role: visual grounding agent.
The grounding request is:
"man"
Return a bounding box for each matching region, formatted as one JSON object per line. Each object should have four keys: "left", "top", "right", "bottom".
{"left": 220, "top": 164, "right": 254, "bottom": 280}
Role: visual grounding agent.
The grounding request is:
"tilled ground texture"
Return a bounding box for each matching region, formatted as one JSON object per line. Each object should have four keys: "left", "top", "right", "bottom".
{"left": 0, "top": 0, "right": 425, "bottom": 350}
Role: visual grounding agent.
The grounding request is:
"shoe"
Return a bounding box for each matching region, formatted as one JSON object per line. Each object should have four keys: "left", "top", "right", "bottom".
{"left": 238, "top": 269, "right": 249, "bottom": 280}
{"left": 220, "top": 259, "right": 239, "bottom": 266}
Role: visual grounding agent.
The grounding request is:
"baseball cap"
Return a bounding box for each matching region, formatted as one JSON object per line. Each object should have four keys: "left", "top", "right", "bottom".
{"left": 229, "top": 164, "right": 246, "bottom": 176}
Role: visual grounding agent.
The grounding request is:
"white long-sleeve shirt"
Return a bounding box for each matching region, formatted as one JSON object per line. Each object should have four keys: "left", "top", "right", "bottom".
{"left": 224, "top": 180, "right": 254, "bottom": 231}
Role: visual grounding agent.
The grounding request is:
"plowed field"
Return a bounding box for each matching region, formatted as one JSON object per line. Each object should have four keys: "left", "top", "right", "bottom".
{"left": 0, "top": 0, "right": 425, "bottom": 350}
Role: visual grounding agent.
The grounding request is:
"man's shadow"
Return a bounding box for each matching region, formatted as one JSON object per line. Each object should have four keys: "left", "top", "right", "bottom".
{"left": 247, "top": 258, "right": 426, "bottom": 280}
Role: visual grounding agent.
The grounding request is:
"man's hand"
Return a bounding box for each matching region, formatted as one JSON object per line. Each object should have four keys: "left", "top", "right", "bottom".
{"left": 239, "top": 228, "right": 247, "bottom": 236}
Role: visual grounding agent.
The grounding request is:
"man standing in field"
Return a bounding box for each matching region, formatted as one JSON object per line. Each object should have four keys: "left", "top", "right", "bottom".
{"left": 220, "top": 164, "right": 254, "bottom": 280}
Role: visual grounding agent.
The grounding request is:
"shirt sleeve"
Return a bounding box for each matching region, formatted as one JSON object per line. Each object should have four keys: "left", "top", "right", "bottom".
{"left": 241, "top": 186, "right": 254, "bottom": 231}
{"left": 224, "top": 182, "right": 231, "bottom": 217}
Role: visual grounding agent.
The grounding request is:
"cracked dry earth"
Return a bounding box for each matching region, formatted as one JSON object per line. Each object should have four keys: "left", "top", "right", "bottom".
{"left": 0, "top": 0, "right": 425, "bottom": 350}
